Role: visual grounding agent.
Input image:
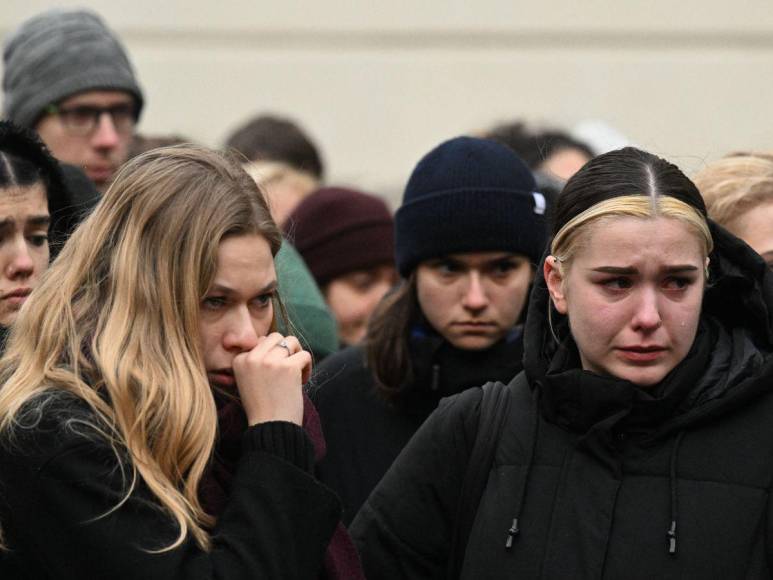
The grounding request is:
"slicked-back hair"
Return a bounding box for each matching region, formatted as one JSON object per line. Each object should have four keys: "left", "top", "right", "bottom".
{"left": 552, "top": 147, "right": 707, "bottom": 237}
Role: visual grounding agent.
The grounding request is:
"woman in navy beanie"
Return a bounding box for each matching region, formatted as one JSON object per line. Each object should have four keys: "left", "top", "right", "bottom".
{"left": 313, "top": 136, "right": 549, "bottom": 523}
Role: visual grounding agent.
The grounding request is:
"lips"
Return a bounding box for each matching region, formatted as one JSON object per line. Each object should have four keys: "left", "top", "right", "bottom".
{"left": 616, "top": 345, "right": 667, "bottom": 362}
{"left": 86, "top": 166, "right": 115, "bottom": 183}
{"left": 2, "top": 287, "right": 32, "bottom": 306}
{"left": 453, "top": 321, "right": 496, "bottom": 328}
{"left": 207, "top": 369, "right": 236, "bottom": 388}
{"left": 2, "top": 287, "right": 31, "bottom": 299}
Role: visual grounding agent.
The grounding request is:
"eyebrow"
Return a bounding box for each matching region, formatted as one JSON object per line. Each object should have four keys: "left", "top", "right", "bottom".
{"left": 0, "top": 215, "right": 51, "bottom": 230}
{"left": 0, "top": 214, "right": 51, "bottom": 231}
{"left": 591, "top": 265, "right": 700, "bottom": 275}
{"left": 208, "top": 279, "right": 278, "bottom": 295}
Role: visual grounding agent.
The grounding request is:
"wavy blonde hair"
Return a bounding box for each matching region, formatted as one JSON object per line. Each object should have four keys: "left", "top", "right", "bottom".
{"left": 0, "top": 145, "right": 281, "bottom": 551}
{"left": 692, "top": 152, "right": 773, "bottom": 233}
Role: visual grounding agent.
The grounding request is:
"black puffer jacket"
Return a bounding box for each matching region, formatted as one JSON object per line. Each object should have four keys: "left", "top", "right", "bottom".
{"left": 313, "top": 330, "right": 524, "bottom": 524}
{"left": 351, "top": 224, "right": 773, "bottom": 579}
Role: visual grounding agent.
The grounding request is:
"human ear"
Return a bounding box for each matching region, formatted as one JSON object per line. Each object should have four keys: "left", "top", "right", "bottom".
{"left": 544, "top": 256, "right": 568, "bottom": 314}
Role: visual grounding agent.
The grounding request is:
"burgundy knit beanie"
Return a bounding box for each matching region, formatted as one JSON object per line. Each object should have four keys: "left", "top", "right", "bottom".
{"left": 284, "top": 186, "right": 395, "bottom": 287}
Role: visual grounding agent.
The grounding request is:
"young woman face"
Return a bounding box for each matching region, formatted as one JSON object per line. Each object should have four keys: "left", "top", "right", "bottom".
{"left": 0, "top": 183, "right": 50, "bottom": 326}
{"left": 416, "top": 252, "right": 533, "bottom": 351}
{"left": 545, "top": 216, "right": 707, "bottom": 387}
{"left": 324, "top": 264, "right": 397, "bottom": 346}
{"left": 198, "top": 234, "right": 277, "bottom": 389}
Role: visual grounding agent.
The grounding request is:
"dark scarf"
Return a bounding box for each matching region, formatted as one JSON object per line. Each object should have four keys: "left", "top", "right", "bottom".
{"left": 200, "top": 389, "right": 365, "bottom": 580}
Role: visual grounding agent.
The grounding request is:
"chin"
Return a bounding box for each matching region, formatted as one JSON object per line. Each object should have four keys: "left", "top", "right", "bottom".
{"left": 613, "top": 366, "right": 672, "bottom": 388}
{"left": 449, "top": 334, "right": 499, "bottom": 351}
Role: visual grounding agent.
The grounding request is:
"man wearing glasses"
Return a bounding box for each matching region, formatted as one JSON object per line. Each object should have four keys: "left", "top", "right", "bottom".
{"left": 3, "top": 9, "right": 144, "bottom": 192}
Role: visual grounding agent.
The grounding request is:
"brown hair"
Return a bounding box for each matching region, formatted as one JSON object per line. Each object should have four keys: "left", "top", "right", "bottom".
{"left": 365, "top": 274, "right": 421, "bottom": 398}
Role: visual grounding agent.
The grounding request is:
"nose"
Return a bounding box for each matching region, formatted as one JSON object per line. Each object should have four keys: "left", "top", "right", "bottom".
{"left": 6, "top": 240, "right": 35, "bottom": 281}
{"left": 91, "top": 112, "right": 120, "bottom": 149}
{"left": 222, "top": 306, "right": 260, "bottom": 353}
{"left": 631, "top": 287, "right": 662, "bottom": 332}
{"left": 462, "top": 272, "right": 489, "bottom": 312}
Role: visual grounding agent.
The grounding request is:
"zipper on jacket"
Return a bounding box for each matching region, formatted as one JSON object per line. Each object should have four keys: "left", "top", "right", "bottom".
{"left": 505, "top": 518, "right": 520, "bottom": 549}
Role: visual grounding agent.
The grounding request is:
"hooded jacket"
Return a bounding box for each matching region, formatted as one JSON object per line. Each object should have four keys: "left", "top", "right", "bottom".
{"left": 313, "top": 328, "right": 524, "bottom": 524}
{"left": 351, "top": 223, "right": 773, "bottom": 579}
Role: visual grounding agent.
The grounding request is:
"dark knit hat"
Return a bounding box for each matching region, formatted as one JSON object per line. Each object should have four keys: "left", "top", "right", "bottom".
{"left": 284, "top": 187, "right": 395, "bottom": 287}
{"left": 3, "top": 8, "right": 144, "bottom": 128}
{"left": 394, "top": 136, "right": 548, "bottom": 276}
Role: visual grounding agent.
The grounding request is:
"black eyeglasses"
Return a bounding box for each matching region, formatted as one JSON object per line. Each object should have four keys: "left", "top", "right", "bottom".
{"left": 44, "top": 103, "right": 137, "bottom": 136}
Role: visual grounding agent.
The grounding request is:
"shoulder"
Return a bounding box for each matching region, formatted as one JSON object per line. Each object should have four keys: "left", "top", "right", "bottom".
{"left": 0, "top": 391, "right": 117, "bottom": 471}
{"left": 410, "top": 384, "right": 487, "bottom": 456}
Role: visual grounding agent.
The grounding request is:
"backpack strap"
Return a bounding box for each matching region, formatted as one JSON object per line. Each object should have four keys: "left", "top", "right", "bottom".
{"left": 446, "top": 380, "right": 513, "bottom": 579}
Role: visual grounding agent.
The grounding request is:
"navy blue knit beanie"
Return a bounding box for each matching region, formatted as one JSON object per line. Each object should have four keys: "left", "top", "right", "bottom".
{"left": 395, "top": 136, "right": 548, "bottom": 277}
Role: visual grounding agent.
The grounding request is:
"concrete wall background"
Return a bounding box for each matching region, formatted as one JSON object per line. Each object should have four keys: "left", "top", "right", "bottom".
{"left": 3, "top": 1, "right": 773, "bottom": 204}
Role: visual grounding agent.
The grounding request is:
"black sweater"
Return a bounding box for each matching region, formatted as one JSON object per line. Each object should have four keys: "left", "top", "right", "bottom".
{"left": 0, "top": 396, "right": 341, "bottom": 579}
{"left": 313, "top": 331, "right": 524, "bottom": 524}
{"left": 352, "top": 223, "right": 773, "bottom": 578}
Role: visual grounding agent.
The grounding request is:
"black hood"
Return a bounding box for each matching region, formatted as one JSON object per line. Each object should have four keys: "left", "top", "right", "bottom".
{"left": 522, "top": 221, "right": 773, "bottom": 439}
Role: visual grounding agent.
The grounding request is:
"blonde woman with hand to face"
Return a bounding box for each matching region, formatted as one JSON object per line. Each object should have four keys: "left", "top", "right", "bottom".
{"left": 0, "top": 146, "right": 363, "bottom": 579}
{"left": 352, "top": 147, "right": 773, "bottom": 579}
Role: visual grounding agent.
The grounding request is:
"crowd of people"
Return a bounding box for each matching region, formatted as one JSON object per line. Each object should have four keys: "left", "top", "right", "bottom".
{"left": 0, "top": 7, "right": 771, "bottom": 580}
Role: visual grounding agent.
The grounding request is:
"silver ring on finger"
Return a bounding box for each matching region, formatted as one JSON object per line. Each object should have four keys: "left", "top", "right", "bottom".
{"left": 277, "top": 339, "right": 290, "bottom": 352}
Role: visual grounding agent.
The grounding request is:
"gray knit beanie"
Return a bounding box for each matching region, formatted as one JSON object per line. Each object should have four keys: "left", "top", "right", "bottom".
{"left": 2, "top": 9, "right": 144, "bottom": 128}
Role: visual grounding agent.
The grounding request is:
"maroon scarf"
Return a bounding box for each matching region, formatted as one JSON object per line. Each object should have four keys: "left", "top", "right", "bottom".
{"left": 200, "top": 390, "right": 365, "bottom": 580}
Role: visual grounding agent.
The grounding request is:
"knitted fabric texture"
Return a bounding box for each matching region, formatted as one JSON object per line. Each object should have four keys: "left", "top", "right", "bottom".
{"left": 3, "top": 8, "right": 144, "bottom": 127}
{"left": 394, "top": 136, "right": 548, "bottom": 276}
{"left": 285, "top": 186, "right": 395, "bottom": 287}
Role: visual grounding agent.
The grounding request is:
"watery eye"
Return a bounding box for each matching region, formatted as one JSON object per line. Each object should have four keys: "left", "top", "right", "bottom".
{"left": 664, "top": 277, "right": 692, "bottom": 290}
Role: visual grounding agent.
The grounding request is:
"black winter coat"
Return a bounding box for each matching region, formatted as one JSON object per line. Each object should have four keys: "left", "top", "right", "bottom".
{"left": 352, "top": 224, "right": 773, "bottom": 579}
{"left": 0, "top": 395, "right": 341, "bottom": 579}
{"left": 313, "top": 331, "right": 524, "bottom": 524}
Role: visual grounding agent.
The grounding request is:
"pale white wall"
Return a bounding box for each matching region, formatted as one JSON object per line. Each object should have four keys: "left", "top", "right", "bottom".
{"left": 3, "top": 0, "right": 773, "bottom": 204}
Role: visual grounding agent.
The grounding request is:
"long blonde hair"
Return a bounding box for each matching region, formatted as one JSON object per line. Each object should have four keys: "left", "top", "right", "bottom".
{"left": 0, "top": 145, "right": 281, "bottom": 551}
